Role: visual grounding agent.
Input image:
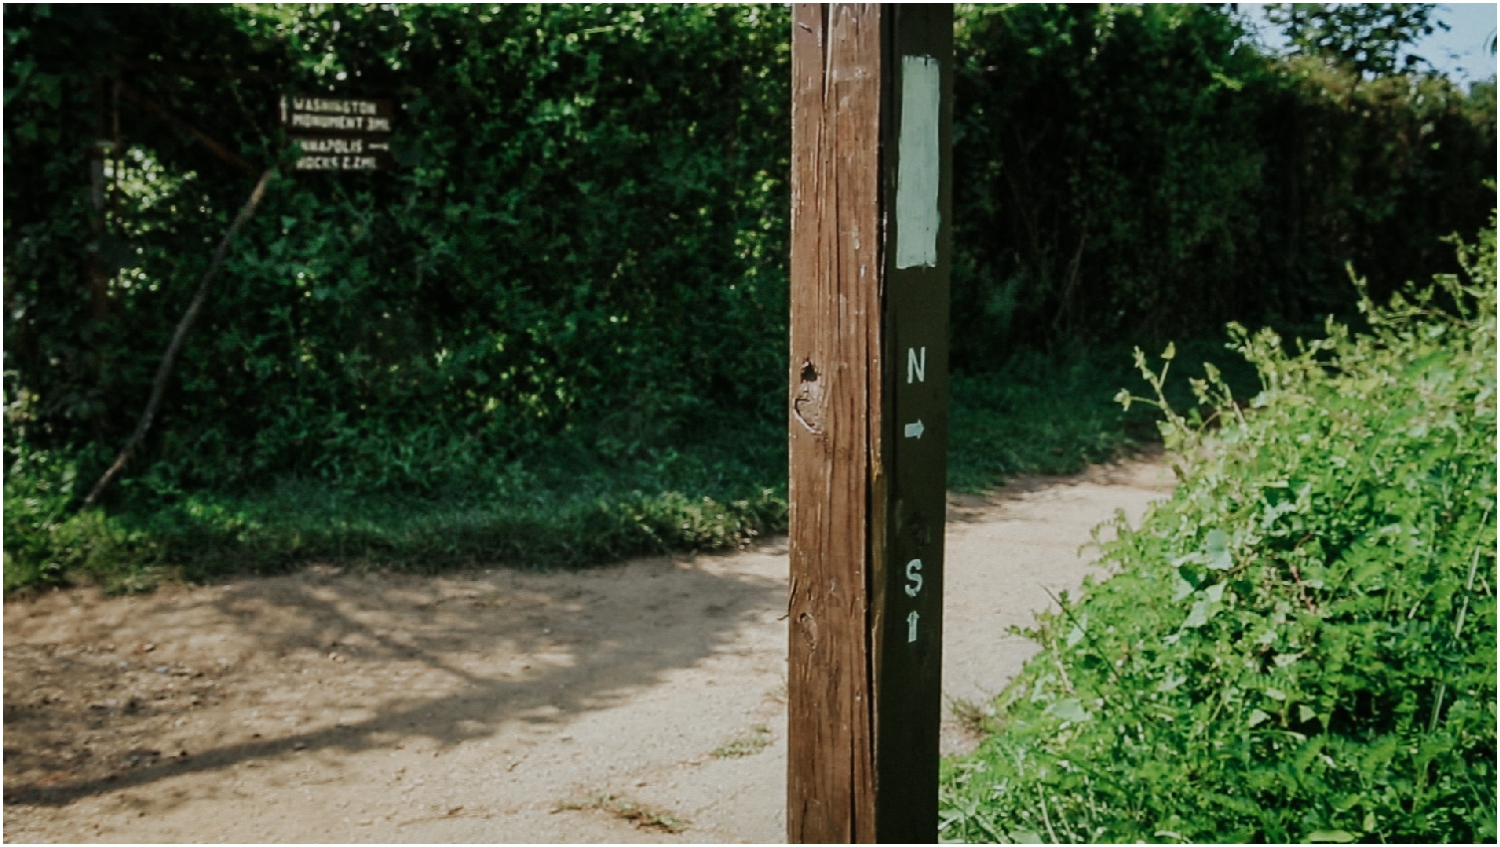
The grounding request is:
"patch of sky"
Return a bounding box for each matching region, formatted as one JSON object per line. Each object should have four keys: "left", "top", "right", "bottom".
{"left": 1237, "top": 2, "right": 1497, "bottom": 89}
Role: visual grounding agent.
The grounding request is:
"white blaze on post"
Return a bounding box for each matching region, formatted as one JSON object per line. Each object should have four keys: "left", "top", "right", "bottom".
{"left": 895, "top": 55, "right": 940, "bottom": 270}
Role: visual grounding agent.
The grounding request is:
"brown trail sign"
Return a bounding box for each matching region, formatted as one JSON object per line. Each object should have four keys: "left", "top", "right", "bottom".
{"left": 280, "top": 94, "right": 396, "bottom": 172}
{"left": 787, "top": 4, "right": 953, "bottom": 843}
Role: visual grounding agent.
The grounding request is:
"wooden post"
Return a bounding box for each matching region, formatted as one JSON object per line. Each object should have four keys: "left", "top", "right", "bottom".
{"left": 788, "top": 4, "right": 953, "bottom": 843}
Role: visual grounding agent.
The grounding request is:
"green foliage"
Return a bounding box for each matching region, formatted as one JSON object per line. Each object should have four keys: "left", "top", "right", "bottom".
{"left": 3, "top": 5, "right": 1493, "bottom": 590}
{"left": 950, "top": 3, "right": 1495, "bottom": 367}
{"left": 1266, "top": 3, "right": 1446, "bottom": 76}
{"left": 2, "top": 449, "right": 161, "bottom": 592}
{"left": 940, "top": 221, "right": 1498, "bottom": 843}
{"left": 952, "top": 4, "right": 1270, "bottom": 359}
{"left": 5, "top": 4, "right": 790, "bottom": 496}
{"left": 1252, "top": 59, "right": 1498, "bottom": 329}
{"left": 947, "top": 341, "right": 1261, "bottom": 493}
{"left": 3, "top": 416, "right": 789, "bottom": 592}
{"left": 5, "top": 354, "right": 1184, "bottom": 592}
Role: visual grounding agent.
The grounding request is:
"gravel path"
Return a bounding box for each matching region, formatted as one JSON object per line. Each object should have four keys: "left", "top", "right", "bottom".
{"left": 3, "top": 452, "right": 1171, "bottom": 843}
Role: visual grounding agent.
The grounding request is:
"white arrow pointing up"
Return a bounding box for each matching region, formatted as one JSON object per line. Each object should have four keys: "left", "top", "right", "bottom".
{"left": 904, "top": 419, "right": 925, "bottom": 439}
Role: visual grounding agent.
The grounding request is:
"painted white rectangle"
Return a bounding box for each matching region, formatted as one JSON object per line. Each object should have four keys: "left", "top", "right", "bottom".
{"left": 896, "top": 55, "right": 940, "bottom": 269}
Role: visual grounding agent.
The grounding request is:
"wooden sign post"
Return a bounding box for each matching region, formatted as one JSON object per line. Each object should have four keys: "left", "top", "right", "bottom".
{"left": 787, "top": 4, "right": 952, "bottom": 843}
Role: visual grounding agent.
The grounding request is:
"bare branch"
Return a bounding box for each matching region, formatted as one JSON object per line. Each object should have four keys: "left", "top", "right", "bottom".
{"left": 116, "top": 81, "right": 256, "bottom": 175}
{"left": 80, "top": 169, "right": 275, "bottom": 511}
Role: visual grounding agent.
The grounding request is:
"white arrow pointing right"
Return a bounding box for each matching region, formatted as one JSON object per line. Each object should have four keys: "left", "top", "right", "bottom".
{"left": 904, "top": 419, "right": 925, "bottom": 439}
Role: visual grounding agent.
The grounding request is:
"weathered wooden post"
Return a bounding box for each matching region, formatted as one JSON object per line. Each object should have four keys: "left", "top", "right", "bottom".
{"left": 787, "top": 4, "right": 953, "bottom": 843}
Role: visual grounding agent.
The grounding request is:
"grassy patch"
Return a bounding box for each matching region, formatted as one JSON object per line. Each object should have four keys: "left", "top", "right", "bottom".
{"left": 948, "top": 696, "right": 999, "bottom": 737}
{"left": 711, "top": 723, "right": 773, "bottom": 759}
{"left": 554, "top": 792, "right": 687, "bottom": 834}
{"left": 946, "top": 338, "right": 1261, "bottom": 493}
{"left": 3, "top": 418, "right": 789, "bottom": 594}
{"left": 4, "top": 336, "right": 1259, "bottom": 595}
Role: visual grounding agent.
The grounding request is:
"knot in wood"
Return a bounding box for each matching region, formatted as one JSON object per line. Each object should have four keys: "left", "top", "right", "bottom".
{"left": 797, "top": 612, "right": 819, "bottom": 651}
{"left": 793, "top": 360, "right": 824, "bottom": 434}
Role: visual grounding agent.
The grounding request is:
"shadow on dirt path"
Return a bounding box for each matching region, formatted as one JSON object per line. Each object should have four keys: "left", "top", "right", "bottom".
{"left": 6, "top": 554, "right": 788, "bottom": 842}
{"left": 4, "top": 451, "right": 1172, "bottom": 843}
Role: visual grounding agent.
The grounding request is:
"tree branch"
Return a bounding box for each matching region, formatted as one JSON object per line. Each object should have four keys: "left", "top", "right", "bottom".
{"left": 80, "top": 169, "right": 275, "bottom": 511}
{"left": 116, "top": 81, "right": 256, "bottom": 175}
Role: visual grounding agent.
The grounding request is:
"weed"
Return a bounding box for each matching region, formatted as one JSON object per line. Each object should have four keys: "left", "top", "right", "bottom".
{"left": 711, "top": 724, "right": 773, "bottom": 759}
{"left": 946, "top": 339, "right": 1260, "bottom": 494}
{"left": 555, "top": 792, "right": 686, "bottom": 834}
{"left": 948, "top": 696, "right": 998, "bottom": 737}
{"left": 766, "top": 679, "right": 788, "bottom": 705}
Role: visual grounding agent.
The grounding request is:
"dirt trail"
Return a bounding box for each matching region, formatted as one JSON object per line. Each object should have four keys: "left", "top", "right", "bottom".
{"left": 3, "top": 452, "right": 1172, "bottom": 843}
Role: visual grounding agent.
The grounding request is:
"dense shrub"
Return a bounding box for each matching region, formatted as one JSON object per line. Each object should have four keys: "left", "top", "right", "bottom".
{"left": 6, "top": 5, "right": 1493, "bottom": 496}
{"left": 4, "top": 3, "right": 790, "bottom": 496}
{"left": 950, "top": 4, "right": 1496, "bottom": 365}
{"left": 939, "top": 218, "right": 1497, "bottom": 842}
{"left": 3, "top": 4, "right": 1494, "bottom": 590}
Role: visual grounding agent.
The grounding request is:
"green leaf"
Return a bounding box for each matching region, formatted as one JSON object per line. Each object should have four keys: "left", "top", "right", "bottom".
{"left": 1248, "top": 709, "right": 1270, "bottom": 727}
{"left": 1065, "top": 623, "right": 1086, "bottom": 648}
{"left": 1204, "top": 528, "right": 1232, "bottom": 570}
{"left": 1184, "top": 599, "right": 1210, "bottom": 628}
{"left": 1045, "top": 698, "right": 1090, "bottom": 722}
{"left": 1307, "top": 831, "right": 1356, "bottom": 843}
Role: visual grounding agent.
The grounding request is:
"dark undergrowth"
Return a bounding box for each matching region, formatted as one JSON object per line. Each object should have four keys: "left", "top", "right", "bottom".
{"left": 946, "top": 337, "right": 1261, "bottom": 493}
{"left": 3, "top": 336, "right": 1258, "bottom": 595}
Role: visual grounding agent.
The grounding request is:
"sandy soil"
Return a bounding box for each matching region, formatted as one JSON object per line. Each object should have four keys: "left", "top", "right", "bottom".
{"left": 2, "top": 452, "right": 1172, "bottom": 843}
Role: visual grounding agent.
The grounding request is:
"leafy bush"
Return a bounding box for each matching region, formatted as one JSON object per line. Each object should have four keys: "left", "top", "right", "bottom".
{"left": 6, "top": 4, "right": 1492, "bottom": 497}
{"left": 950, "top": 3, "right": 1495, "bottom": 365}
{"left": 2, "top": 448, "right": 161, "bottom": 592}
{"left": 4, "top": 4, "right": 791, "bottom": 494}
{"left": 940, "top": 218, "right": 1497, "bottom": 843}
{"left": 4, "top": 5, "right": 1493, "bottom": 591}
